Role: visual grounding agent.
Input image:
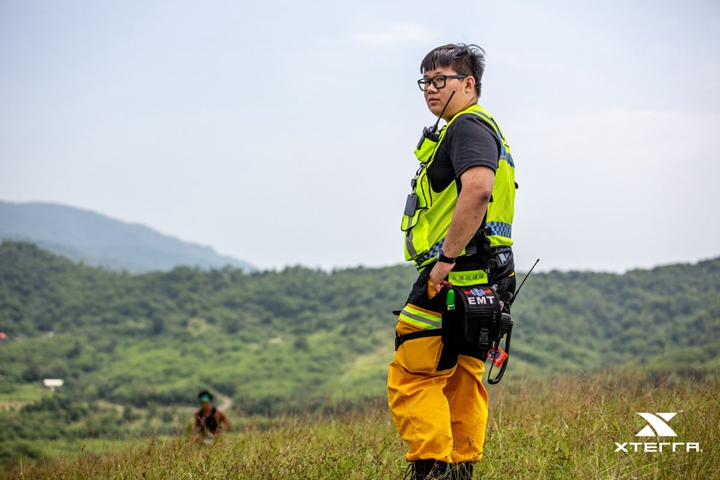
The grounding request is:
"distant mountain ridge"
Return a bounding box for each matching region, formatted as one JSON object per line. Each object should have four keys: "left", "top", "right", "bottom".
{"left": 0, "top": 200, "right": 253, "bottom": 273}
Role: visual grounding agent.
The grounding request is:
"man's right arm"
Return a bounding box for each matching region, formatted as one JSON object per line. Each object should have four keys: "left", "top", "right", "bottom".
{"left": 428, "top": 165, "right": 495, "bottom": 292}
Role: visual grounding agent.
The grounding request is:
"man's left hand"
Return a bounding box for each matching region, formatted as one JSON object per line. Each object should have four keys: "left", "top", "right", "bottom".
{"left": 428, "top": 261, "right": 455, "bottom": 297}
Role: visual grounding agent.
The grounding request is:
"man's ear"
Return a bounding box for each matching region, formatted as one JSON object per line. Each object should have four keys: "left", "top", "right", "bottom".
{"left": 465, "top": 76, "right": 475, "bottom": 93}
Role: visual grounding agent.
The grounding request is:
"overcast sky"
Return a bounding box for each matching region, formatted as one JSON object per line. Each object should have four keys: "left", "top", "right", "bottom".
{"left": 1, "top": 0, "right": 718, "bottom": 272}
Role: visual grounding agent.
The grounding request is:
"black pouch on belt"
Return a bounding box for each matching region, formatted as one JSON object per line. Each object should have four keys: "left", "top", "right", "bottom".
{"left": 444, "top": 285, "right": 503, "bottom": 350}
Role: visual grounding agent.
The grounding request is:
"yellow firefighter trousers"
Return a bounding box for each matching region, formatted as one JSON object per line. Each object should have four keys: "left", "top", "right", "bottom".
{"left": 388, "top": 318, "right": 489, "bottom": 463}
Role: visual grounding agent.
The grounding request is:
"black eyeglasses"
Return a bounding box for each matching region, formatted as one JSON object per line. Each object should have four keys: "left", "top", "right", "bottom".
{"left": 417, "top": 74, "right": 468, "bottom": 91}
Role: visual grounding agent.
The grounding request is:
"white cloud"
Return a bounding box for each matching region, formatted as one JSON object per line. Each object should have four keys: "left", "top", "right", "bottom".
{"left": 351, "top": 23, "right": 432, "bottom": 47}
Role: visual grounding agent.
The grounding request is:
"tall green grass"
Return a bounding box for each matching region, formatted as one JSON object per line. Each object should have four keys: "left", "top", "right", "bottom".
{"left": 4, "top": 371, "right": 717, "bottom": 479}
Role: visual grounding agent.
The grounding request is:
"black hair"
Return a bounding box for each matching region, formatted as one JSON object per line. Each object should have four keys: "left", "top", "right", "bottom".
{"left": 420, "top": 43, "right": 486, "bottom": 98}
{"left": 198, "top": 390, "right": 213, "bottom": 401}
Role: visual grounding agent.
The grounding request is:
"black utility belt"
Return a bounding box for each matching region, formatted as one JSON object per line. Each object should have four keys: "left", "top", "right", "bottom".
{"left": 395, "top": 284, "right": 514, "bottom": 384}
{"left": 395, "top": 284, "right": 509, "bottom": 350}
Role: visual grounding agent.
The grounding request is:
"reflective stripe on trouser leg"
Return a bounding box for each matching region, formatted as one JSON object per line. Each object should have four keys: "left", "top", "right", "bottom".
{"left": 444, "top": 354, "right": 488, "bottom": 463}
{"left": 388, "top": 320, "right": 454, "bottom": 462}
{"left": 397, "top": 304, "right": 442, "bottom": 330}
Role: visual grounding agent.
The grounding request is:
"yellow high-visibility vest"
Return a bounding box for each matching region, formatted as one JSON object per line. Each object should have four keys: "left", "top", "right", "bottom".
{"left": 401, "top": 104, "right": 515, "bottom": 269}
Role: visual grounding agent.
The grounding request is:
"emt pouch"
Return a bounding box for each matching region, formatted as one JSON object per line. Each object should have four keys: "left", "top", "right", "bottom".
{"left": 444, "top": 285, "right": 505, "bottom": 350}
{"left": 444, "top": 284, "right": 514, "bottom": 384}
{"left": 393, "top": 282, "right": 514, "bottom": 383}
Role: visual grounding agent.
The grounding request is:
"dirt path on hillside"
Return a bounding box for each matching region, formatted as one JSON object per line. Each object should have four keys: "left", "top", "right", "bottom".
{"left": 216, "top": 392, "right": 232, "bottom": 411}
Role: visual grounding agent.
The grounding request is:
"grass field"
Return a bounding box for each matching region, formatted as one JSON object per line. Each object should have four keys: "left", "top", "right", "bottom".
{"left": 2, "top": 371, "right": 717, "bottom": 480}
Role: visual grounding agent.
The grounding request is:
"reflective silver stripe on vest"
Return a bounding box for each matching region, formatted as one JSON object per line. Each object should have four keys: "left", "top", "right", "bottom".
{"left": 406, "top": 230, "right": 417, "bottom": 258}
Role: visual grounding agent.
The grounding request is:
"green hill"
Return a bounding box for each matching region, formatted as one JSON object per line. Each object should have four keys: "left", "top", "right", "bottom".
{"left": 0, "top": 200, "right": 253, "bottom": 273}
{"left": 0, "top": 240, "right": 718, "bottom": 414}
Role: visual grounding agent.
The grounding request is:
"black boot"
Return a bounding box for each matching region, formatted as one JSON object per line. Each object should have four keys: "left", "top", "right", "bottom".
{"left": 411, "top": 460, "right": 449, "bottom": 479}
{"left": 449, "top": 462, "right": 473, "bottom": 480}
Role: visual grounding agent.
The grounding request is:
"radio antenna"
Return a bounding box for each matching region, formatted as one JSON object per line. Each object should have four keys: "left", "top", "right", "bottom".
{"left": 429, "top": 90, "right": 455, "bottom": 136}
{"left": 512, "top": 258, "right": 540, "bottom": 304}
{"left": 416, "top": 90, "right": 458, "bottom": 150}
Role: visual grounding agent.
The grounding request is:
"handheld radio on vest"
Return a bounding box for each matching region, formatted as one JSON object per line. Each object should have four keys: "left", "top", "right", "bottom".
{"left": 416, "top": 90, "right": 456, "bottom": 150}
{"left": 406, "top": 91, "right": 459, "bottom": 218}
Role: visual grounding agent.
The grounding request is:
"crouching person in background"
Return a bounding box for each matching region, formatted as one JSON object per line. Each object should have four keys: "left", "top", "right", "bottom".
{"left": 193, "top": 390, "right": 231, "bottom": 444}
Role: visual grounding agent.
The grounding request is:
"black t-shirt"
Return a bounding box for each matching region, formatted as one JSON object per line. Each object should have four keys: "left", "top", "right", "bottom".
{"left": 427, "top": 113, "right": 500, "bottom": 193}
{"left": 196, "top": 407, "right": 218, "bottom": 433}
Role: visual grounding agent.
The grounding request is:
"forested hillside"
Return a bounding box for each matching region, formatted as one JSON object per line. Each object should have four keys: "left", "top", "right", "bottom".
{"left": 1, "top": 241, "right": 719, "bottom": 415}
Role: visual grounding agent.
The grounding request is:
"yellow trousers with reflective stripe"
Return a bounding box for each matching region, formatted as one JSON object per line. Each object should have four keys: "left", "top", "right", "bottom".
{"left": 388, "top": 319, "right": 489, "bottom": 463}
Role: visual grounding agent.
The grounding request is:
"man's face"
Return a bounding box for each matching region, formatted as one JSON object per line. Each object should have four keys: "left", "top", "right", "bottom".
{"left": 201, "top": 401, "right": 212, "bottom": 412}
{"left": 421, "top": 66, "right": 469, "bottom": 120}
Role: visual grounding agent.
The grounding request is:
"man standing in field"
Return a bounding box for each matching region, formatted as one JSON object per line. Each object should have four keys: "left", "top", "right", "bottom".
{"left": 388, "top": 44, "right": 517, "bottom": 479}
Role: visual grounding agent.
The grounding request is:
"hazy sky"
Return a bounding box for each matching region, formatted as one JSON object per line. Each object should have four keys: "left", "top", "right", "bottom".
{"left": 2, "top": 0, "right": 719, "bottom": 272}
